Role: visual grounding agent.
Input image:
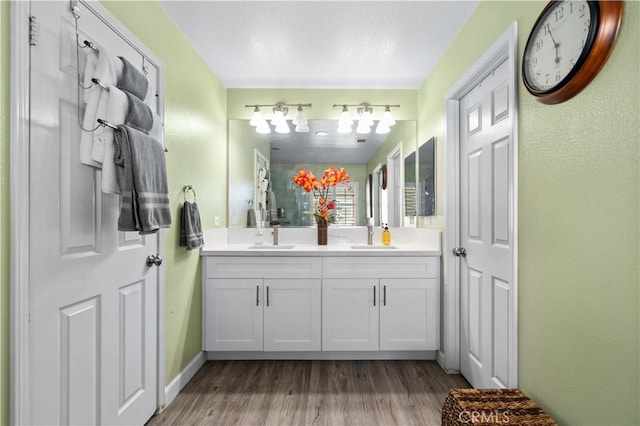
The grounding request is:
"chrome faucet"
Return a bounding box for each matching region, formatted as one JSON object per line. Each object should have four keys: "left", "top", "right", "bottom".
{"left": 367, "top": 224, "right": 374, "bottom": 245}
{"left": 271, "top": 225, "right": 280, "bottom": 246}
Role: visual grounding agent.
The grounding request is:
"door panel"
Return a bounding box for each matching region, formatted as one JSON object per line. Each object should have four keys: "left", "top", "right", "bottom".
{"left": 379, "top": 278, "right": 438, "bottom": 351}
{"left": 460, "top": 59, "right": 512, "bottom": 389}
{"left": 29, "top": 2, "right": 160, "bottom": 424}
{"left": 323, "top": 279, "right": 379, "bottom": 351}
{"left": 264, "top": 279, "right": 321, "bottom": 351}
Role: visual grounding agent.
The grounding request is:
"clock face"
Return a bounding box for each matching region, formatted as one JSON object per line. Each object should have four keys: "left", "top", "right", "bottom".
{"left": 523, "top": 0, "right": 599, "bottom": 94}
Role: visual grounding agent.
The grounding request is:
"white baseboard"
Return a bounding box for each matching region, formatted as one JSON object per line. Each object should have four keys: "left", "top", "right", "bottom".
{"left": 436, "top": 349, "right": 461, "bottom": 375}
{"left": 206, "top": 350, "right": 437, "bottom": 361}
{"left": 163, "top": 351, "right": 206, "bottom": 409}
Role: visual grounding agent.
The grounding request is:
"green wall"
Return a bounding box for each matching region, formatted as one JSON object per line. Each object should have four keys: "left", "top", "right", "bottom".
{"left": 0, "top": 1, "right": 9, "bottom": 424}
{"left": 418, "top": 1, "right": 639, "bottom": 424}
{"left": 100, "top": 0, "right": 227, "bottom": 387}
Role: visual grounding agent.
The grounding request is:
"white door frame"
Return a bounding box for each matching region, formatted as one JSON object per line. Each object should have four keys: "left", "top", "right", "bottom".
{"left": 10, "top": 1, "right": 166, "bottom": 423}
{"left": 441, "top": 22, "right": 519, "bottom": 387}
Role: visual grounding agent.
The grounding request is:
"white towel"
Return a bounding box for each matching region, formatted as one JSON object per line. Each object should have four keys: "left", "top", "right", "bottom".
{"left": 90, "top": 59, "right": 124, "bottom": 165}
{"left": 82, "top": 49, "right": 99, "bottom": 104}
{"left": 99, "top": 86, "right": 128, "bottom": 194}
{"left": 80, "top": 48, "right": 119, "bottom": 167}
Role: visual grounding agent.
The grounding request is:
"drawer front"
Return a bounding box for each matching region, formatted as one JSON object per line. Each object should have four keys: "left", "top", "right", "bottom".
{"left": 322, "top": 256, "right": 438, "bottom": 279}
{"left": 205, "top": 256, "right": 322, "bottom": 279}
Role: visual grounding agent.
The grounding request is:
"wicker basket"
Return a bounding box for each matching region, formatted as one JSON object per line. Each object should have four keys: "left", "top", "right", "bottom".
{"left": 442, "top": 388, "right": 557, "bottom": 425}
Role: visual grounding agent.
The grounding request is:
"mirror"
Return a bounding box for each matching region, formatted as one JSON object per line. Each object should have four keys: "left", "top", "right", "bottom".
{"left": 418, "top": 137, "right": 436, "bottom": 216}
{"left": 228, "top": 119, "right": 418, "bottom": 227}
{"left": 404, "top": 151, "right": 417, "bottom": 224}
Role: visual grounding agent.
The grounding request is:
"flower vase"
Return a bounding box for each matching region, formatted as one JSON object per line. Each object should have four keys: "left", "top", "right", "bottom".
{"left": 316, "top": 220, "right": 328, "bottom": 245}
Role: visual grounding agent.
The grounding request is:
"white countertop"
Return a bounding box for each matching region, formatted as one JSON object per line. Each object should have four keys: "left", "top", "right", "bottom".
{"left": 200, "top": 227, "right": 441, "bottom": 257}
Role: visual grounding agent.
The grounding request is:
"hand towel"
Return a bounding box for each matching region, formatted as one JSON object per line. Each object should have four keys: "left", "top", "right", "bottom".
{"left": 117, "top": 56, "right": 149, "bottom": 101}
{"left": 95, "top": 86, "right": 127, "bottom": 194}
{"left": 124, "top": 90, "right": 153, "bottom": 134}
{"left": 114, "top": 125, "right": 171, "bottom": 234}
{"left": 180, "top": 201, "right": 204, "bottom": 250}
{"left": 247, "top": 208, "right": 257, "bottom": 228}
{"left": 266, "top": 181, "right": 277, "bottom": 224}
{"left": 81, "top": 48, "right": 118, "bottom": 167}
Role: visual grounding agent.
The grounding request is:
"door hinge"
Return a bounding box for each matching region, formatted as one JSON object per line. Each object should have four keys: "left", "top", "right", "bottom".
{"left": 29, "top": 16, "right": 38, "bottom": 46}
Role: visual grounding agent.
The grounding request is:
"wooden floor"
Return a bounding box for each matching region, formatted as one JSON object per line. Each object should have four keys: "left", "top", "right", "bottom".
{"left": 147, "top": 360, "right": 470, "bottom": 426}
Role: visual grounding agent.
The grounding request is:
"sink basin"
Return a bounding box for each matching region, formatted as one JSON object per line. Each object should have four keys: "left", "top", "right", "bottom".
{"left": 350, "top": 244, "right": 397, "bottom": 249}
{"left": 248, "top": 244, "right": 295, "bottom": 249}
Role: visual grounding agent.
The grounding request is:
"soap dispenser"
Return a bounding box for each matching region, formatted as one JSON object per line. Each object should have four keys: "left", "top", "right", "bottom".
{"left": 382, "top": 224, "right": 391, "bottom": 246}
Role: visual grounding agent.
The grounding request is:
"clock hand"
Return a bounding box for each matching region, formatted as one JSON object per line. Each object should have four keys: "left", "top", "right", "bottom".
{"left": 548, "top": 29, "right": 561, "bottom": 66}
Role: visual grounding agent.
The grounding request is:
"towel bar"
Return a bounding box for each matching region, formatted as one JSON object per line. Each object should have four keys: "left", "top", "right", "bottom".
{"left": 96, "top": 119, "right": 169, "bottom": 153}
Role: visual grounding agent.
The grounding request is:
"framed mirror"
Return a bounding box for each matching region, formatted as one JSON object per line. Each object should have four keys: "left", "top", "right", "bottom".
{"left": 228, "top": 119, "right": 417, "bottom": 227}
{"left": 418, "top": 137, "right": 436, "bottom": 216}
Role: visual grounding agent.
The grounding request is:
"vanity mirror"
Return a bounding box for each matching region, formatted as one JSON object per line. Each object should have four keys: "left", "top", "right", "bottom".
{"left": 228, "top": 119, "right": 421, "bottom": 228}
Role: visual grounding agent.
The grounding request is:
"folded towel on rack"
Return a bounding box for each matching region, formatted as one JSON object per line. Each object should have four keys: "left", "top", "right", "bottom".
{"left": 124, "top": 90, "right": 153, "bottom": 133}
{"left": 266, "top": 182, "right": 278, "bottom": 224}
{"left": 114, "top": 125, "right": 171, "bottom": 234}
{"left": 117, "top": 56, "right": 149, "bottom": 101}
{"left": 180, "top": 201, "right": 204, "bottom": 250}
{"left": 81, "top": 48, "right": 119, "bottom": 168}
{"left": 93, "top": 86, "right": 128, "bottom": 194}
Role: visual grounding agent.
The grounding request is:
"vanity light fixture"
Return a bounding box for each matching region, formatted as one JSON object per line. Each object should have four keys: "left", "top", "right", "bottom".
{"left": 245, "top": 103, "right": 312, "bottom": 134}
{"left": 332, "top": 103, "right": 399, "bottom": 135}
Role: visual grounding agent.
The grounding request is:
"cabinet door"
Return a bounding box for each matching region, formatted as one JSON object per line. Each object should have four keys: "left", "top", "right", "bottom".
{"left": 263, "top": 279, "right": 321, "bottom": 351}
{"left": 204, "top": 278, "right": 263, "bottom": 351}
{"left": 322, "top": 279, "right": 379, "bottom": 351}
{"left": 379, "top": 278, "right": 439, "bottom": 351}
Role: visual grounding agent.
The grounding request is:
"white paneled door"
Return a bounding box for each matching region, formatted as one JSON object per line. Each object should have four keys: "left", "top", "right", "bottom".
{"left": 459, "top": 59, "right": 513, "bottom": 389}
{"left": 28, "top": 1, "right": 160, "bottom": 424}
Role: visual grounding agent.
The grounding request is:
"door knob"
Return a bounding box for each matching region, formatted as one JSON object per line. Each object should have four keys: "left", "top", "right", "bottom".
{"left": 453, "top": 247, "right": 467, "bottom": 257}
{"left": 146, "top": 254, "right": 163, "bottom": 267}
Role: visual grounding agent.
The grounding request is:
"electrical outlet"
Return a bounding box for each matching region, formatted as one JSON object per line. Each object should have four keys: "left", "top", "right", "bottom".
{"left": 213, "top": 216, "right": 220, "bottom": 226}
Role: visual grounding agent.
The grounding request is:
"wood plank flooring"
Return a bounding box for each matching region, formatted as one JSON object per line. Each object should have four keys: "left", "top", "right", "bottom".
{"left": 147, "top": 360, "right": 470, "bottom": 426}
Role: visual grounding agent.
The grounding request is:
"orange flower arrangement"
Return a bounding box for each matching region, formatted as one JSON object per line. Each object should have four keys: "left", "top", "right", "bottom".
{"left": 292, "top": 167, "right": 350, "bottom": 224}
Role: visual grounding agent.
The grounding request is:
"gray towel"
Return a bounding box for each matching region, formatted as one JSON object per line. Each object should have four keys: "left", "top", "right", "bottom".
{"left": 266, "top": 190, "right": 277, "bottom": 224}
{"left": 124, "top": 90, "right": 153, "bottom": 134}
{"left": 180, "top": 201, "right": 204, "bottom": 250}
{"left": 117, "top": 56, "right": 149, "bottom": 100}
{"left": 114, "top": 125, "right": 171, "bottom": 234}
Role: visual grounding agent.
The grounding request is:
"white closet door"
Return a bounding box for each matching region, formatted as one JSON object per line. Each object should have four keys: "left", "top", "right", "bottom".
{"left": 459, "top": 59, "right": 513, "bottom": 389}
{"left": 28, "top": 2, "right": 161, "bottom": 424}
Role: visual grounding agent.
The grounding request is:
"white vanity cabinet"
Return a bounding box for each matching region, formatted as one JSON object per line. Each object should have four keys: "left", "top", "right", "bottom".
{"left": 322, "top": 257, "right": 439, "bottom": 352}
{"left": 203, "top": 257, "right": 322, "bottom": 352}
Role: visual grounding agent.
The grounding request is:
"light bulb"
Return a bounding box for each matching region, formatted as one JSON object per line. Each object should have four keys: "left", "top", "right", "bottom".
{"left": 375, "top": 121, "right": 391, "bottom": 134}
{"left": 295, "top": 122, "right": 310, "bottom": 133}
{"left": 271, "top": 110, "right": 286, "bottom": 127}
{"left": 256, "top": 120, "right": 271, "bottom": 134}
{"left": 249, "top": 108, "right": 263, "bottom": 127}
{"left": 360, "top": 108, "right": 374, "bottom": 127}
{"left": 292, "top": 107, "right": 307, "bottom": 126}
{"left": 381, "top": 108, "right": 396, "bottom": 127}
{"left": 356, "top": 120, "right": 371, "bottom": 134}
{"left": 338, "top": 107, "right": 353, "bottom": 127}
{"left": 275, "top": 121, "right": 290, "bottom": 134}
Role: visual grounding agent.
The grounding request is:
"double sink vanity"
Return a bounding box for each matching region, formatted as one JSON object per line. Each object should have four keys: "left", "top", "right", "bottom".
{"left": 201, "top": 227, "right": 441, "bottom": 360}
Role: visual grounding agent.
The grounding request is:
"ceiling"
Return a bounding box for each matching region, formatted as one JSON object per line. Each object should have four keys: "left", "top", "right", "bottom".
{"left": 158, "top": 1, "right": 479, "bottom": 89}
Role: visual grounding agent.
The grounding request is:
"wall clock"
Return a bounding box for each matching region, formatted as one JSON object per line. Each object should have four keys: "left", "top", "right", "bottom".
{"left": 522, "top": 0, "right": 624, "bottom": 105}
